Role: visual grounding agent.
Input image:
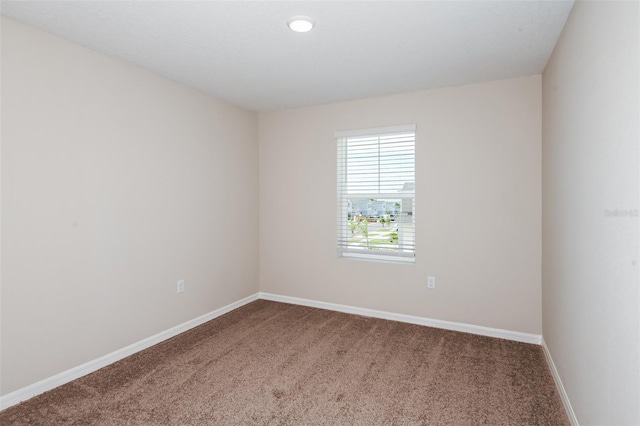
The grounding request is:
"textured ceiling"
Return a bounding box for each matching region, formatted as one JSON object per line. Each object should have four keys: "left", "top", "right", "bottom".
{"left": 1, "top": 1, "right": 574, "bottom": 112}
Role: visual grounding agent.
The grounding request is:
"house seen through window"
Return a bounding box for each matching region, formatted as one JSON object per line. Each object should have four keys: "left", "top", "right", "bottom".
{"left": 336, "top": 125, "right": 416, "bottom": 262}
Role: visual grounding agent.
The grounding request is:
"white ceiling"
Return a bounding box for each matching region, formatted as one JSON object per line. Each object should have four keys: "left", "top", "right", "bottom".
{"left": 1, "top": 1, "right": 574, "bottom": 112}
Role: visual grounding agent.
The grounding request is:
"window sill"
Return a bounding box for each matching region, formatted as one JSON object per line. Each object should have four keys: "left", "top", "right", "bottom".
{"left": 338, "top": 252, "right": 415, "bottom": 264}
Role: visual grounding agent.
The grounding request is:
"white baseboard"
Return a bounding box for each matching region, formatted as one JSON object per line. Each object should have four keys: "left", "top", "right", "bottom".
{"left": 259, "top": 292, "right": 542, "bottom": 345}
{"left": 0, "top": 293, "right": 260, "bottom": 411}
{"left": 541, "top": 338, "right": 579, "bottom": 425}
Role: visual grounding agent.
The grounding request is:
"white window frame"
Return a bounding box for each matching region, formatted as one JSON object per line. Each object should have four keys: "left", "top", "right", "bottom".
{"left": 336, "top": 124, "right": 416, "bottom": 263}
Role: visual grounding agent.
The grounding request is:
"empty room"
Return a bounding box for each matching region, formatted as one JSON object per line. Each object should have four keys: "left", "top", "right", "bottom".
{"left": 1, "top": 1, "right": 638, "bottom": 425}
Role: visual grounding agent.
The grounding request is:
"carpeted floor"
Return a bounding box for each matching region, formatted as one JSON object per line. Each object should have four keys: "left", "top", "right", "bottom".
{"left": 1, "top": 300, "right": 569, "bottom": 425}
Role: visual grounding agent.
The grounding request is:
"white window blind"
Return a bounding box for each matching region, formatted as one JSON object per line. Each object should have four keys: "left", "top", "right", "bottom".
{"left": 336, "top": 125, "right": 416, "bottom": 262}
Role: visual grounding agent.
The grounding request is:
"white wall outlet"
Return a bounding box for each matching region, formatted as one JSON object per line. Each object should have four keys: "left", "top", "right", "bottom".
{"left": 427, "top": 276, "right": 436, "bottom": 289}
{"left": 177, "top": 279, "right": 185, "bottom": 294}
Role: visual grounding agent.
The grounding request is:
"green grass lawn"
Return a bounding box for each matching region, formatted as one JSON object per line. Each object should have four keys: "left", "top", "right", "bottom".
{"left": 348, "top": 227, "right": 398, "bottom": 249}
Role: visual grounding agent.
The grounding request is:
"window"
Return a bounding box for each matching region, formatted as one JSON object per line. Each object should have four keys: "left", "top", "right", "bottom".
{"left": 336, "top": 125, "right": 416, "bottom": 262}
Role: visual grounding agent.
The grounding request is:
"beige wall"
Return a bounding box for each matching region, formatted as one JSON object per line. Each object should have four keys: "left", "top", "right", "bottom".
{"left": 542, "top": 1, "right": 639, "bottom": 424}
{"left": 259, "top": 76, "right": 542, "bottom": 334}
{"left": 0, "top": 17, "right": 259, "bottom": 395}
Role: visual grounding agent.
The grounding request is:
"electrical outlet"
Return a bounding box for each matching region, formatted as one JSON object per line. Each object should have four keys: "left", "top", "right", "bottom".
{"left": 427, "top": 276, "right": 436, "bottom": 289}
{"left": 177, "top": 279, "right": 185, "bottom": 294}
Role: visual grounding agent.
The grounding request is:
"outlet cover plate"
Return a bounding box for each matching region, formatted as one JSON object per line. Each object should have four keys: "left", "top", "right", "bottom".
{"left": 427, "top": 276, "right": 436, "bottom": 289}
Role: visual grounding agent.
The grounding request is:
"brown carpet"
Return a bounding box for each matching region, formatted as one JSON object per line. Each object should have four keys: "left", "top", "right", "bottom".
{"left": 1, "top": 300, "right": 569, "bottom": 425}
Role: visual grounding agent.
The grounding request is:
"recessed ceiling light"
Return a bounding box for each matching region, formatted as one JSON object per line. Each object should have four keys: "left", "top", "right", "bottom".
{"left": 287, "top": 16, "right": 314, "bottom": 33}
